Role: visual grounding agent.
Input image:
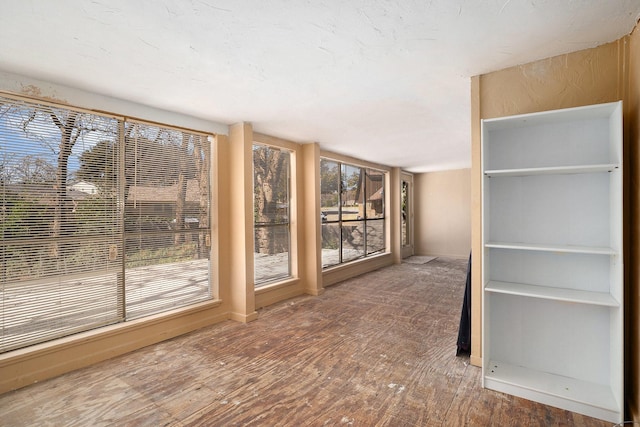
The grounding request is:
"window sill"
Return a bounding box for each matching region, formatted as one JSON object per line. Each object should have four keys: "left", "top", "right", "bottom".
{"left": 255, "top": 277, "right": 300, "bottom": 295}
{"left": 322, "top": 252, "right": 393, "bottom": 287}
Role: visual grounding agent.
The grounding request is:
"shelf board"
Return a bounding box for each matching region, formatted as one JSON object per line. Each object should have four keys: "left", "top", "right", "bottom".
{"left": 481, "top": 101, "right": 621, "bottom": 130}
{"left": 484, "top": 360, "right": 620, "bottom": 416}
{"left": 485, "top": 242, "right": 616, "bottom": 255}
{"left": 485, "top": 281, "right": 619, "bottom": 307}
{"left": 484, "top": 163, "right": 619, "bottom": 177}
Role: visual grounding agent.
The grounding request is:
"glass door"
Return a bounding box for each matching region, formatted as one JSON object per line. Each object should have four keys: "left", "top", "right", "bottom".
{"left": 400, "top": 173, "right": 414, "bottom": 258}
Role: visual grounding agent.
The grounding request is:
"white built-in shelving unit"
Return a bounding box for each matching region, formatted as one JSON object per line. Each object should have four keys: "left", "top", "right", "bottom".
{"left": 481, "top": 101, "right": 623, "bottom": 423}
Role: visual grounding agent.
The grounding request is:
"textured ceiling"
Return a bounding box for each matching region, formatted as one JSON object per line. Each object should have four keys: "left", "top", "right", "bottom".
{"left": 1, "top": 1, "right": 639, "bottom": 172}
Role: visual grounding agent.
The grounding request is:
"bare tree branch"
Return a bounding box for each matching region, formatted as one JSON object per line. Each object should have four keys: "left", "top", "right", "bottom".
{"left": 49, "top": 111, "right": 64, "bottom": 131}
{"left": 22, "top": 110, "right": 37, "bottom": 134}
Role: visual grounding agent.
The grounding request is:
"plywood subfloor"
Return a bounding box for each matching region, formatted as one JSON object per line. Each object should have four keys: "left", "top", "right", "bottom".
{"left": 0, "top": 258, "right": 610, "bottom": 426}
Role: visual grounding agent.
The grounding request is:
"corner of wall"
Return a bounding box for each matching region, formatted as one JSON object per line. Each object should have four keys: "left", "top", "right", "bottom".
{"left": 470, "top": 75, "right": 482, "bottom": 367}
{"left": 626, "top": 19, "right": 640, "bottom": 424}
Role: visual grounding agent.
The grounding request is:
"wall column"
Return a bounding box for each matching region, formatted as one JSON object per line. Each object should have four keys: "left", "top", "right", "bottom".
{"left": 228, "top": 122, "right": 258, "bottom": 322}
{"left": 390, "top": 167, "right": 402, "bottom": 264}
{"left": 301, "top": 143, "right": 324, "bottom": 296}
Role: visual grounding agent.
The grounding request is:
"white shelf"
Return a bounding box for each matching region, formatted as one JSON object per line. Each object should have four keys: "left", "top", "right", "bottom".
{"left": 481, "top": 101, "right": 623, "bottom": 129}
{"left": 481, "top": 101, "right": 623, "bottom": 423}
{"left": 485, "top": 242, "right": 616, "bottom": 255}
{"left": 484, "top": 360, "right": 620, "bottom": 418}
{"left": 484, "top": 163, "right": 619, "bottom": 177}
{"left": 485, "top": 281, "right": 619, "bottom": 307}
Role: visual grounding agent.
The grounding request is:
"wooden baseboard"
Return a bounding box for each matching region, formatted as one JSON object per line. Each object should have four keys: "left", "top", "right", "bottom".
{"left": 255, "top": 279, "right": 304, "bottom": 309}
{"left": 229, "top": 310, "right": 259, "bottom": 323}
{"left": 305, "top": 287, "right": 325, "bottom": 296}
{"left": 470, "top": 354, "right": 482, "bottom": 367}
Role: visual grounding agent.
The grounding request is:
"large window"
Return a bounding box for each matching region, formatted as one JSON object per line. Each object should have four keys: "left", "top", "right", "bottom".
{"left": 320, "top": 158, "right": 386, "bottom": 268}
{"left": 253, "top": 143, "right": 291, "bottom": 285}
{"left": 0, "top": 94, "right": 212, "bottom": 353}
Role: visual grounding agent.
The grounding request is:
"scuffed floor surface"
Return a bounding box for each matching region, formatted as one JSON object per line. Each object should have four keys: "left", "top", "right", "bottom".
{"left": 0, "top": 258, "right": 611, "bottom": 426}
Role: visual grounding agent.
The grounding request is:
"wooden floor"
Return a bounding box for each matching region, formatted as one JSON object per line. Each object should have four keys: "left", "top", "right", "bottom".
{"left": 0, "top": 258, "right": 612, "bottom": 426}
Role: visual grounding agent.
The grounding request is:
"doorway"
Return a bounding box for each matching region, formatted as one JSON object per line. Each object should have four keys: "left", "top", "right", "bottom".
{"left": 400, "top": 173, "right": 414, "bottom": 259}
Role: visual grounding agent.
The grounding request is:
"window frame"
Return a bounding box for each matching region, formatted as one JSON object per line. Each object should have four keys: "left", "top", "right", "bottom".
{"left": 320, "top": 156, "right": 388, "bottom": 269}
{"left": 252, "top": 141, "right": 293, "bottom": 287}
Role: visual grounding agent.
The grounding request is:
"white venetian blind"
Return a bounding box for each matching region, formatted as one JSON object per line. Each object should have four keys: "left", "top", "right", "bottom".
{"left": 0, "top": 94, "right": 124, "bottom": 352}
{"left": 0, "top": 95, "right": 215, "bottom": 353}
{"left": 123, "top": 120, "right": 211, "bottom": 319}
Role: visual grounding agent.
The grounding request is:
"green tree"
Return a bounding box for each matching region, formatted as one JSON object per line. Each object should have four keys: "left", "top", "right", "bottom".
{"left": 320, "top": 159, "right": 339, "bottom": 208}
{"left": 320, "top": 160, "right": 339, "bottom": 192}
{"left": 76, "top": 140, "right": 116, "bottom": 191}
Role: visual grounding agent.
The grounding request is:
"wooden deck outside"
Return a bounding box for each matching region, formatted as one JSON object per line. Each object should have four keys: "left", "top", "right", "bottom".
{"left": 0, "top": 258, "right": 611, "bottom": 426}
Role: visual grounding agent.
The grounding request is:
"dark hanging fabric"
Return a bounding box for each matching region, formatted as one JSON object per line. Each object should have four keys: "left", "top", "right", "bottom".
{"left": 456, "top": 252, "right": 472, "bottom": 356}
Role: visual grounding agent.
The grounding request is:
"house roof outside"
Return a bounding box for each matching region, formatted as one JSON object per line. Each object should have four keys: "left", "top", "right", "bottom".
{"left": 69, "top": 181, "right": 98, "bottom": 195}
